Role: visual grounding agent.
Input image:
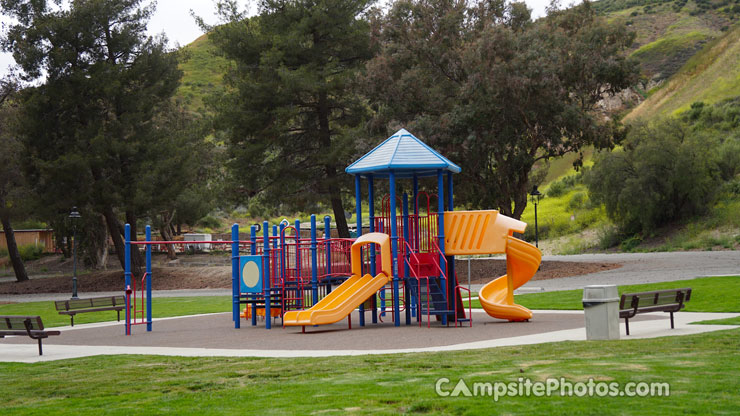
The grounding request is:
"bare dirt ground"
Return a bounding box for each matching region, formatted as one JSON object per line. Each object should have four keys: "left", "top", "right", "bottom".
{"left": 0, "top": 252, "right": 620, "bottom": 295}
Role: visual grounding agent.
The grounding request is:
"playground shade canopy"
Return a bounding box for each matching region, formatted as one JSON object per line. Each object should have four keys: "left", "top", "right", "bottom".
{"left": 345, "top": 128, "right": 461, "bottom": 178}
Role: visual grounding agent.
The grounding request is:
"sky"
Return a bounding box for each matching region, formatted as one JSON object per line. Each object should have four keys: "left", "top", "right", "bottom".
{"left": 0, "top": 0, "right": 554, "bottom": 79}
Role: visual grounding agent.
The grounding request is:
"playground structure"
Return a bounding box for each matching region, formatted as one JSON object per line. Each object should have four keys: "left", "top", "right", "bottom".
{"left": 122, "top": 128, "right": 542, "bottom": 334}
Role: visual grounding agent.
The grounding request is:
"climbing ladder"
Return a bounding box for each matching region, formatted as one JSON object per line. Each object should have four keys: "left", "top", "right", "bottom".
{"left": 403, "top": 240, "right": 468, "bottom": 327}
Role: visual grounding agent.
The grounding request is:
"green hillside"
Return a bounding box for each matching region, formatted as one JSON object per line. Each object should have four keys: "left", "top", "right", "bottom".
{"left": 590, "top": 0, "right": 740, "bottom": 121}
{"left": 597, "top": 0, "right": 736, "bottom": 80}
{"left": 175, "top": 34, "right": 231, "bottom": 113}
{"left": 625, "top": 23, "right": 740, "bottom": 120}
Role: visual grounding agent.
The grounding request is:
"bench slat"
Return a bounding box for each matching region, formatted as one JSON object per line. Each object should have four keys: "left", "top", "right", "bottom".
{"left": 58, "top": 306, "right": 125, "bottom": 315}
{"left": 620, "top": 288, "right": 691, "bottom": 309}
{"left": 55, "top": 296, "right": 126, "bottom": 311}
{"left": 0, "top": 315, "right": 44, "bottom": 331}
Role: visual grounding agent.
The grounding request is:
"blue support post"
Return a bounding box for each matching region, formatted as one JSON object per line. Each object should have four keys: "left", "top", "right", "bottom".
{"left": 145, "top": 225, "right": 152, "bottom": 332}
{"left": 250, "top": 225, "right": 257, "bottom": 255}
{"left": 355, "top": 175, "right": 365, "bottom": 326}
{"left": 437, "top": 170, "right": 447, "bottom": 326}
{"left": 389, "top": 171, "right": 400, "bottom": 326}
{"left": 310, "top": 215, "right": 319, "bottom": 307}
{"left": 447, "top": 171, "right": 456, "bottom": 321}
{"left": 263, "top": 221, "right": 271, "bottom": 330}
{"left": 231, "top": 224, "right": 240, "bottom": 328}
{"left": 324, "top": 216, "right": 332, "bottom": 294}
{"left": 355, "top": 175, "right": 362, "bottom": 239}
{"left": 272, "top": 225, "right": 278, "bottom": 249}
{"left": 279, "top": 222, "right": 286, "bottom": 282}
{"left": 295, "top": 219, "right": 301, "bottom": 280}
{"left": 368, "top": 175, "right": 377, "bottom": 324}
{"left": 294, "top": 219, "right": 302, "bottom": 308}
{"left": 124, "top": 224, "right": 131, "bottom": 335}
{"left": 403, "top": 193, "right": 411, "bottom": 325}
{"left": 250, "top": 225, "right": 257, "bottom": 326}
{"left": 413, "top": 174, "right": 419, "bottom": 250}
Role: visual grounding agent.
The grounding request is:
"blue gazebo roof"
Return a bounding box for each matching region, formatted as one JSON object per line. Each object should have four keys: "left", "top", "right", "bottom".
{"left": 345, "top": 129, "right": 461, "bottom": 178}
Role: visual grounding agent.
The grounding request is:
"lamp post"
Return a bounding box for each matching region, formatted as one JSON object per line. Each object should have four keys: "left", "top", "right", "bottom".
{"left": 530, "top": 186, "right": 542, "bottom": 248}
{"left": 69, "top": 207, "right": 81, "bottom": 299}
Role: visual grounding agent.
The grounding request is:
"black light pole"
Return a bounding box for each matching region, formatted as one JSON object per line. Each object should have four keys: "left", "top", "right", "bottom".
{"left": 69, "top": 207, "right": 81, "bottom": 299}
{"left": 530, "top": 186, "right": 542, "bottom": 248}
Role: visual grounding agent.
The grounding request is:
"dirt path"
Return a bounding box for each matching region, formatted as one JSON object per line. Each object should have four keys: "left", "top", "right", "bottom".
{"left": 0, "top": 256, "right": 619, "bottom": 295}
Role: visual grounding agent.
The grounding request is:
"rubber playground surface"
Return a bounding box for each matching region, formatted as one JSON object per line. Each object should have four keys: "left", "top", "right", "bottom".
{"left": 3, "top": 308, "right": 738, "bottom": 362}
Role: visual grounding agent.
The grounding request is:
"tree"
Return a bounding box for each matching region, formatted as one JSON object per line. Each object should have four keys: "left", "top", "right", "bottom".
{"left": 0, "top": 76, "right": 29, "bottom": 282}
{"left": 363, "top": 0, "right": 639, "bottom": 218}
{"left": 586, "top": 119, "right": 721, "bottom": 234}
{"left": 203, "top": 0, "right": 375, "bottom": 237}
{"left": 2, "top": 0, "right": 183, "bottom": 273}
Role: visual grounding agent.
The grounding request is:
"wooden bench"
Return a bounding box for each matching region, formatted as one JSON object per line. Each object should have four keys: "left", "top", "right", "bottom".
{"left": 619, "top": 288, "right": 692, "bottom": 335}
{"left": 0, "top": 315, "right": 61, "bottom": 355}
{"left": 54, "top": 295, "right": 126, "bottom": 327}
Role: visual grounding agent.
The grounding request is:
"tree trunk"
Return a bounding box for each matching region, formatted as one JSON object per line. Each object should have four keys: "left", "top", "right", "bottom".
{"left": 1, "top": 213, "right": 29, "bottom": 282}
{"left": 56, "top": 228, "right": 70, "bottom": 258}
{"left": 160, "top": 211, "right": 177, "bottom": 260}
{"left": 327, "top": 167, "right": 350, "bottom": 238}
{"left": 103, "top": 206, "right": 127, "bottom": 271}
{"left": 125, "top": 210, "right": 144, "bottom": 277}
{"left": 84, "top": 214, "right": 110, "bottom": 270}
{"left": 317, "top": 90, "right": 350, "bottom": 238}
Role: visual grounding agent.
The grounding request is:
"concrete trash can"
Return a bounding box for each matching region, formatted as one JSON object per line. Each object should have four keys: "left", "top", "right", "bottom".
{"left": 582, "top": 285, "right": 620, "bottom": 340}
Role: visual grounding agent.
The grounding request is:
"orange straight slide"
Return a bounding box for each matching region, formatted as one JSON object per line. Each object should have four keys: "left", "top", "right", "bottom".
{"left": 282, "top": 232, "right": 392, "bottom": 327}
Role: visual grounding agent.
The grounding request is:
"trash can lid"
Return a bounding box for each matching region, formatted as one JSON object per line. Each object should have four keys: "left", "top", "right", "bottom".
{"left": 582, "top": 285, "right": 619, "bottom": 302}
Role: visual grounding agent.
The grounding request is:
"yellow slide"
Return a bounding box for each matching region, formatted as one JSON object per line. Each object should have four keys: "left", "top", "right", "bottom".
{"left": 444, "top": 210, "right": 542, "bottom": 322}
{"left": 283, "top": 232, "right": 392, "bottom": 327}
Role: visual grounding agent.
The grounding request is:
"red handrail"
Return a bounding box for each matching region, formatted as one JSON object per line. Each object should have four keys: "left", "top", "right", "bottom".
{"left": 130, "top": 272, "right": 148, "bottom": 326}
{"left": 455, "top": 284, "right": 472, "bottom": 328}
{"left": 402, "top": 239, "right": 431, "bottom": 327}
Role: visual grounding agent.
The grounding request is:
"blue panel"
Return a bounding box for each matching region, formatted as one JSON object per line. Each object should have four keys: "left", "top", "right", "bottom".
{"left": 239, "top": 256, "right": 263, "bottom": 294}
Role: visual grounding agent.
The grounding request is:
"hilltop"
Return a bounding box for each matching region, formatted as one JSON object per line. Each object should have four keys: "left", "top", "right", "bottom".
{"left": 175, "top": 34, "right": 231, "bottom": 114}
{"left": 592, "top": 0, "right": 739, "bottom": 119}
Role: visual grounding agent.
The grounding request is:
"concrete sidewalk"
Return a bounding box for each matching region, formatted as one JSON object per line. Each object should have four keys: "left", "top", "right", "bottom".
{"left": 524, "top": 251, "right": 740, "bottom": 291}
{"left": 4, "top": 250, "right": 737, "bottom": 303}
{"left": 1, "top": 310, "right": 737, "bottom": 363}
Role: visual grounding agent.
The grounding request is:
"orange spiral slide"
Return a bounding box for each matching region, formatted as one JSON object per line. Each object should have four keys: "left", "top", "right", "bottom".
{"left": 444, "top": 210, "right": 542, "bottom": 321}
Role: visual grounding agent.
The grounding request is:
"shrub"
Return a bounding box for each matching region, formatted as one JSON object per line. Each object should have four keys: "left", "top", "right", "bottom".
{"left": 18, "top": 244, "right": 45, "bottom": 261}
{"left": 586, "top": 119, "right": 721, "bottom": 234}
{"left": 568, "top": 192, "right": 586, "bottom": 210}
{"left": 597, "top": 225, "right": 622, "bottom": 249}
{"left": 620, "top": 235, "right": 643, "bottom": 252}
{"left": 197, "top": 215, "right": 222, "bottom": 230}
{"left": 546, "top": 174, "right": 581, "bottom": 198}
{"left": 716, "top": 137, "right": 740, "bottom": 181}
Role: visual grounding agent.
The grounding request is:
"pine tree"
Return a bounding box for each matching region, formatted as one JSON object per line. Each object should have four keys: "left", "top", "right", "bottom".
{"left": 205, "top": 0, "right": 376, "bottom": 237}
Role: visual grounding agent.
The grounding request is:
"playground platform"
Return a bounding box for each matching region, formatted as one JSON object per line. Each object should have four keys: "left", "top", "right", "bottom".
{"left": 1, "top": 309, "right": 737, "bottom": 363}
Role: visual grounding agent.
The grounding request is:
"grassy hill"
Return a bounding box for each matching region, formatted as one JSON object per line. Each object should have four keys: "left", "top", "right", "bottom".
{"left": 175, "top": 34, "right": 231, "bottom": 113}
{"left": 596, "top": 0, "right": 736, "bottom": 79}
{"left": 590, "top": 0, "right": 740, "bottom": 121}
{"left": 625, "top": 23, "right": 740, "bottom": 120}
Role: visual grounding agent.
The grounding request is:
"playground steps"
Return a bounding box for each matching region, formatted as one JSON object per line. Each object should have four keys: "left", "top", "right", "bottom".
{"left": 408, "top": 276, "right": 455, "bottom": 319}
{"left": 240, "top": 288, "right": 284, "bottom": 310}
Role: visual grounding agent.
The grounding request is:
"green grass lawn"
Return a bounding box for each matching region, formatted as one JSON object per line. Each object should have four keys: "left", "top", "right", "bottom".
{"left": 0, "top": 296, "right": 231, "bottom": 328}
{"left": 465, "top": 276, "right": 740, "bottom": 312}
{"left": 4, "top": 276, "right": 737, "bottom": 328}
{"left": 1, "top": 328, "right": 738, "bottom": 414}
